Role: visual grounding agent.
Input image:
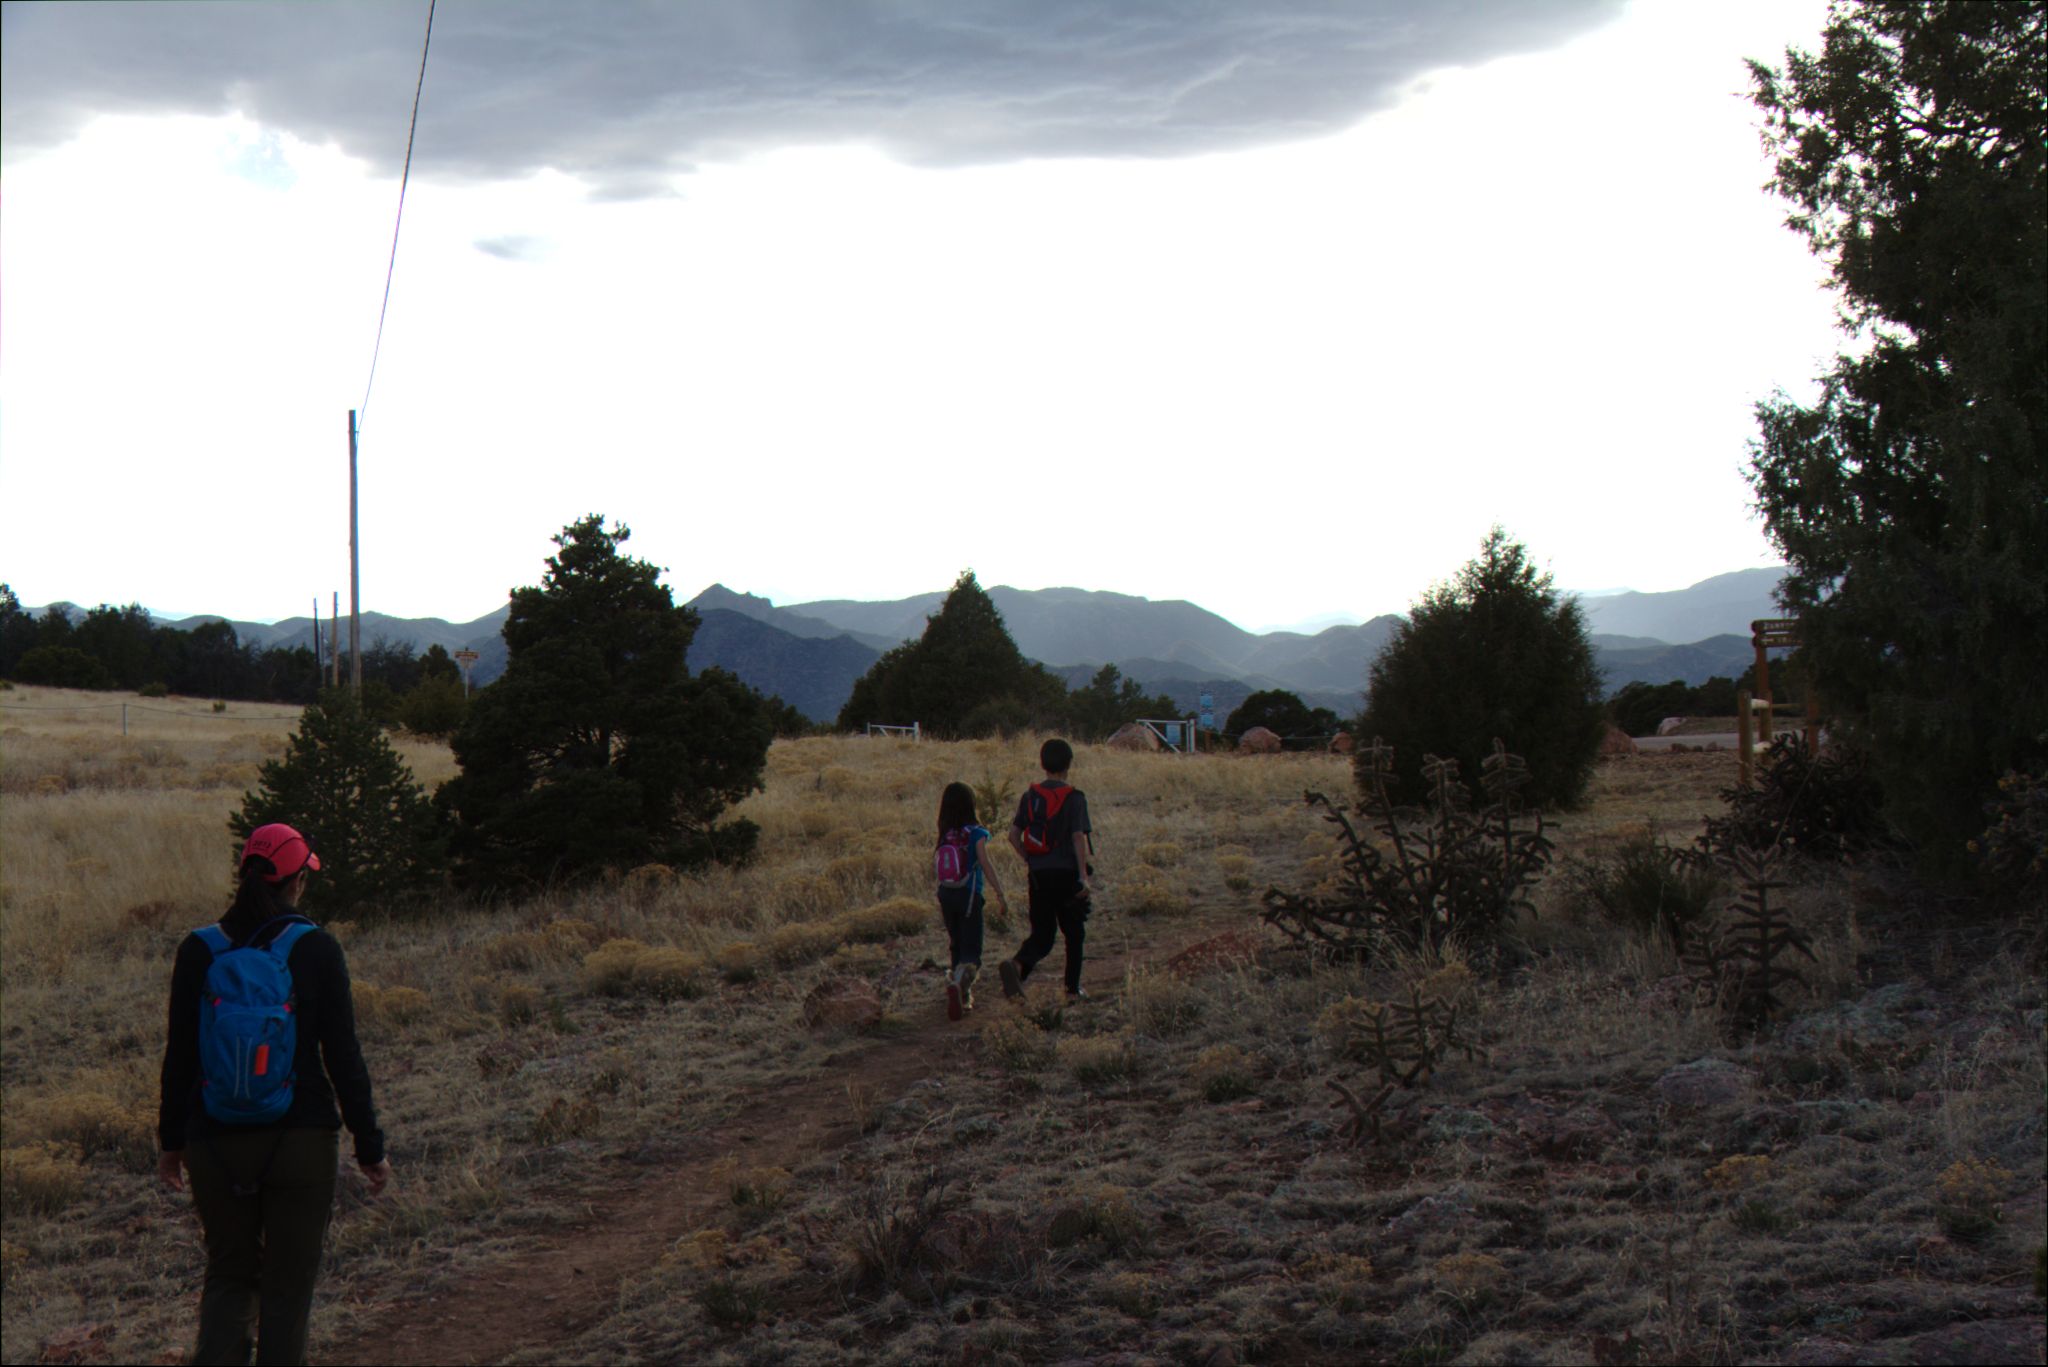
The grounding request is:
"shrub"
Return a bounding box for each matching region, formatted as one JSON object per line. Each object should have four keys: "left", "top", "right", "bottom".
{"left": 1263, "top": 740, "right": 1552, "bottom": 964}
{"left": 1058, "top": 1033, "right": 1136, "bottom": 1086}
{"left": 1124, "top": 969, "right": 1202, "bottom": 1037}
{"left": 1, "top": 1143, "right": 86, "bottom": 1215}
{"left": 1216, "top": 852, "right": 1254, "bottom": 892}
{"left": 354, "top": 983, "right": 430, "bottom": 1027}
{"left": 1360, "top": 528, "right": 1605, "bottom": 808}
{"left": 137, "top": 681, "right": 169, "bottom": 698}
{"left": 715, "top": 941, "right": 762, "bottom": 983}
{"left": 231, "top": 689, "right": 446, "bottom": 914}
{"left": 1046, "top": 1185, "right": 1147, "bottom": 1255}
{"left": 764, "top": 920, "right": 841, "bottom": 968}
{"left": 1192, "top": 1044, "right": 1256, "bottom": 1102}
{"left": 1693, "top": 735, "right": 1892, "bottom": 866}
{"left": 484, "top": 931, "right": 549, "bottom": 972}
{"left": 1118, "top": 866, "right": 1190, "bottom": 917}
{"left": 12, "top": 645, "right": 115, "bottom": 690}
{"left": 1974, "top": 768, "right": 2047, "bottom": 897}
{"left": 498, "top": 983, "right": 540, "bottom": 1026}
{"left": 979, "top": 1012, "right": 1056, "bottom": 1073}
{"left": 836, "top": 896, "right": 927, "bottom": 943}
{"left": 1297, "top": 1252, "right": 1375, "bottom": 1313}
{"left": 26, "top": 1093, "right": 152, "bottom": 1165}
{"left": 1935, "top": 1157, "right": 2013, "bottom": 1241}
{"left": 441, "top": 515, "right": 773, "bottom": 889}
{"left": 1563, "top": 831, "right": 1726, "bottom": 944}
{"left": 398, "top": 674, "right": 468, "bottom": 738}
{"left": 579, "top": 939, "right": 704, "bottom": 1000}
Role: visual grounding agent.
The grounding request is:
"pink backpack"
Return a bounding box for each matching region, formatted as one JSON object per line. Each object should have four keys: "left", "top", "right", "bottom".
{"left": 934, "top": 828, "right": 974, "bottom": 889}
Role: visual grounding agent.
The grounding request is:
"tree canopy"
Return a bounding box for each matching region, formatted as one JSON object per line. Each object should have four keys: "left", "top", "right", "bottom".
{"left": 231, "top": 689, "right": 445, "bottom": 913}
{"left": 1746, "top": 0, "right": 2046, "bottom": 864}
{"left": 1225, "top": 689, "right": 1340, "bottom": 744}
{"left": 1360, "top": 528, "right": 1605, "bottom": 808}
{"left": 440, "top": 515, "right": 774, "bottom": 888}
{"left": 836, "top": 571, "right": 1065, "bottom": 738}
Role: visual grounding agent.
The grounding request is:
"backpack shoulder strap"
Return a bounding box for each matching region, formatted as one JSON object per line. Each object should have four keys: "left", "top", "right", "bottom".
{"left": 264, "top": 919, "right": 318, "bottom": 961}
{"left": 193, "top": 925, "right": 232, "bottom": 957}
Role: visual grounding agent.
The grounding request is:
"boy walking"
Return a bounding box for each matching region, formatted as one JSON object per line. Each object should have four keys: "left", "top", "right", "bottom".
{"left": 999, "top": 738, "right": 1097, "bottom": 1001}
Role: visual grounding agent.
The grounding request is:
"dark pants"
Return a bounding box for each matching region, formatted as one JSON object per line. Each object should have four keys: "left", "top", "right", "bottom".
{"left": 938, "top": 887, "right": 984, "bottom": 971}
{"left": 185, "top": 1127, "right": 339, "bottom": 1366}
{"left": 1015, "top": 868, "right": 1088, "bottom": 993}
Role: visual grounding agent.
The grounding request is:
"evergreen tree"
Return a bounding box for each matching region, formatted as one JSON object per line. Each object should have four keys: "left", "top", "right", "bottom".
{"left": 441, "top": 515, "right": 773, "bottom": 888}
{"left": 1064, "top": 663, "right": 1180, "bottom": 740}
{"left": 1360, "top": 528, "right": 1605, "bottom": 808}
{"left": 1746, "top": 1, "right": 2046, "bottom": 864}
{"left": 1225, "top": 689, "right": 1337, "bottom": 742}
{"left": 836, "top": 571, "right": 1065, "bottom": 737}
{"left": 231, "top": 689, "right": 446, "bottom": 913}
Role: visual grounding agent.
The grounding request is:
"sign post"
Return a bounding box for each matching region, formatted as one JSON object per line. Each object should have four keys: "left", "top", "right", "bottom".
{"left": 453, "top": 648, "right": 480, "bottom": 695}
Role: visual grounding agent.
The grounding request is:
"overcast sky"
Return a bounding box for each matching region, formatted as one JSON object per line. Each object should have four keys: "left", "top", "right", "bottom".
{"left": 1, "top": 0, "right": 1838, "bottom": 633}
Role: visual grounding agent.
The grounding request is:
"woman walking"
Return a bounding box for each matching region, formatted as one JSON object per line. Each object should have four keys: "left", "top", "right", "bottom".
{"left": 158, "top": 823, "right": 392, "bottom": 1365}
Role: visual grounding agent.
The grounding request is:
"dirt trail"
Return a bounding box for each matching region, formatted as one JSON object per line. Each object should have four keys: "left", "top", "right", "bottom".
{"left": 324, "top": 932, "right": 1206, "bottom": 1365}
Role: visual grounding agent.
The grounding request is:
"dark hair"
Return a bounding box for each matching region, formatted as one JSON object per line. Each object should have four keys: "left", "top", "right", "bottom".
{"left": 938, "top": 781, "right": 978, "bottom": 838}
{"left": 222, "top": 855, "right": 298, "bottom": 941}
{"left": 1039, "top": 738, "right": 1074, "bottom": 773}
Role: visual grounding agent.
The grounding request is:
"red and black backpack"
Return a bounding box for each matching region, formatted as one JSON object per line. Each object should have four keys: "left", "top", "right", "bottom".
{"left": 1018, "top": 783, "right": 1075, "bottom": 856}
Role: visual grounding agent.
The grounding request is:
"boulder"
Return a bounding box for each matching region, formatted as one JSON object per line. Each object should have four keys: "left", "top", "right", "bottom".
{"left": 1105, "top": 722, "right": 1162, "bottom": 751}
{"left": 1656, "top": 717, "right": 1687, "bottom": 736}
{"left": 1238, "top": 726, "right": 1283, "bottom": 755}
{"left": 801, "top": 977, "right": 883, "bottom": 1032}
{"left": 1327, "top": 732, "right": 1356, "bottom": 754}
{"left": 1599, "top": 725, "right": 1638, "bottom": 755}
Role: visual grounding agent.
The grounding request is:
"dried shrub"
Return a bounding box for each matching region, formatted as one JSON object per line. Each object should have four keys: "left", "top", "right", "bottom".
{"left": 1562, "top": 831, "right": 1726, "bottom": 944}
{"left": 712, "top": 1158, "right": 793, "bottom": 1213}
{"left": 484, "top": 931, "right": 549, "bottom": 972}
{"left": 1935, "top": 1157, "right": 2013, "bottom": 1240}
{"left": 1192, "top": 1044, "right": 1256, "bottom": 1103}
{"left": 765, "top": 920, "right": 841, "bottom": 967}
{"left": 26, "top": 1093, "right": 153, "bottom": 1165}
{"left": 544, "top": 918, "right": 607, "bottom": 955}
{"left": 1296, "top": 1251, "right": 1375, "bottom": 1313}
{"left": 498, "top": 983, "right": 541, "bottom": 1026}
{"left": 1432, "top": 1251, "right": 1508, "bottom": 1305}
{"left": 1216, "top": 852, "right": 1255, "bottom": 892}
{"left": 1704, "top": 1154, "right": 1773, "bottom": 1191}
{"left": 715, "top": 941, "right": 762, "bottom": 983}
{"left": 2, "top": 1143, "right": 86, "bottom": 1215}
{"left": 631, "top": 947, "right": 708, "bottom": 1001}
{"left": 531, "top": 1094, "right": 600, "bottom": 1143}
{"left": 979, "top": 1012, "right": 1056, "bottom": 1074}
{"left": 1058, "top": 1033, "right": 1136, "bottom": 1086}
{"left": 1263, "top": 740, "right": 1552, "bottom": 965}
{"left": 844, "top": 1165, "right": 964, "bottom": 1301}
{"left": 1124, "top": 969, "right": 1202, "bottom": 1037}
{"left": 1134, "top": 841, "right": 1182, "bottom": 867}
{"left": 837, "top": 896, "right": 928, "bottom": 943}
{"left": 1693, "top": 735, "right": 1892, "bottom": 865}
{"left": 587, "top": 1048, "right": 643, "bottom": 1094}
{"left": 1118, "top": 867, "right": 1191, "bottom": 917}
{"left": 1104, "top": 1270, "right": 1160, "bottom": 1318}
{"left": 355, "top": 983, "right": 430, "bottom": 1027}
{"left": 1046, "top": 1184, "right": 1147, "bottom": 1255}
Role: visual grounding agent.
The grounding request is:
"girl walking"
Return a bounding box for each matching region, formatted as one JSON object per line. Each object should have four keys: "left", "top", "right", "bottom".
{"left": 158, "top": 823, "right": 392, "bottom": 1365}
{"left": 933, "top": 782, "right": 1010, "bottom": 1020}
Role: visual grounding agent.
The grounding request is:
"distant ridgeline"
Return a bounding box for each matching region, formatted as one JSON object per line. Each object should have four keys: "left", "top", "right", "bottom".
{"left": 2, "top": 568, "right": 1786, "bottom": 723}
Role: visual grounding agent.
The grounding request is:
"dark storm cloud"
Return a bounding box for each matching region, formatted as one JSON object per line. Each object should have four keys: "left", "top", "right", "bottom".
{"left": 2, "top": 0, "right": 1622, "bottom": 194}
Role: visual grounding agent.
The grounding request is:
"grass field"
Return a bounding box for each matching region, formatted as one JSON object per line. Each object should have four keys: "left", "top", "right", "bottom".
{"left": 1, "top": 683, "right": 2041, "bottom": 1365}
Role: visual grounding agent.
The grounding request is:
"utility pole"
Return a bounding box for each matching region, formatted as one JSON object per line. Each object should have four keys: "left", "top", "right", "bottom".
{"left": 312, "top": 595, "right": 321, "bottom": 686}
{"left": 348, "top": 410, "right": 362, "bottom": 694}
{"left": 331, "top": 592, "right": 341, "bottom": 688}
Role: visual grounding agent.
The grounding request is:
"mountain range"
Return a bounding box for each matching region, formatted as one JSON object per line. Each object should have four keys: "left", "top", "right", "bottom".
{"left": 62, "top": 567, "right": 1785, "bottom": 723}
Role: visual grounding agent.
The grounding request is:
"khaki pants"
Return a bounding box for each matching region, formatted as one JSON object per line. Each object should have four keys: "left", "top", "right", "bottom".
{"left": 185, "top": 1127, "right": 339, "bottom": 1366}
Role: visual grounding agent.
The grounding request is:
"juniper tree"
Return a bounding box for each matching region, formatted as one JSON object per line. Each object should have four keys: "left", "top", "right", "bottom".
{"left": 1746, "top": 1, "right": 2047, "bottom": 866}
{"left": 441, "top": 515, "right": 774, "bottom": 888}
{"left": 231, "top": 689, "right": 446, "bottom": 912}
{"left": 1360, "top": 528, "right": 1605, "bottom": 808}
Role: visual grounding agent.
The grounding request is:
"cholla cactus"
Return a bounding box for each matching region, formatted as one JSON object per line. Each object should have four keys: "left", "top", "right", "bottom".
{"left": 1261, "top": 738, "right": 1553, "bottom": 964}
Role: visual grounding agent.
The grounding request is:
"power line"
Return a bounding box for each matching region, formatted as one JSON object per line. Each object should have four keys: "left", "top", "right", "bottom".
{"left": 358, "top": 0, "right": 438, "bottom": 428}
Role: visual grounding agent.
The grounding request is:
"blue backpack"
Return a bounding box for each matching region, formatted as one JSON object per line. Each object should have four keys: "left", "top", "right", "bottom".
{"left": 193, "top": 916, "right": 316, "bottom": 1124}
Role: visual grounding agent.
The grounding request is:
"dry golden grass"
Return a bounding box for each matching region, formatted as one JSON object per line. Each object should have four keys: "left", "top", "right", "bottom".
{"left": 3, "top": 697, "right": 2042, "bottom": 1367}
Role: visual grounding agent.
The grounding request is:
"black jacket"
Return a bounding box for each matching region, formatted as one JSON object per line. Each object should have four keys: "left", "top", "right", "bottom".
{"left": 158, "top": 917, "right": 386, "bottom": 1166}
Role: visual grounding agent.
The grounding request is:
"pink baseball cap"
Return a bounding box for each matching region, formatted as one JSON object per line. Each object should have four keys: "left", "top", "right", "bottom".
{"left": 240, "top": 823, "right": 322, "bottom": 881}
